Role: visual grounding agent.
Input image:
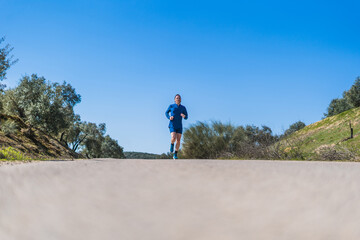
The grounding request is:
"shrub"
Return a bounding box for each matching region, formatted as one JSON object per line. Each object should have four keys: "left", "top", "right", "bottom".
{"left": 0, "top": 120, "right": 19, "bottom": 135}
{"left": 313, "top": 144, "right": 357, "bottom": 161}
{"left": 266, "top": 136, "right": 307, "bottom": 160}
{"left": 182, "top": 121, "right": 279, "bottom": 159}
{"left": 0, "top": 147, "right": 29, "bottom": 160}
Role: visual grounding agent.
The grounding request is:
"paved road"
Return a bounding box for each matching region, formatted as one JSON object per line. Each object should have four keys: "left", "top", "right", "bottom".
{"left": 1, "top": 159, "right": 360, "bottom": 240}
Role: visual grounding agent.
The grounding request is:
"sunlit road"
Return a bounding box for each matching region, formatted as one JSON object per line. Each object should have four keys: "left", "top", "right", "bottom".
{"left": 1, "top": 159, "right": 360, "bottom": 240}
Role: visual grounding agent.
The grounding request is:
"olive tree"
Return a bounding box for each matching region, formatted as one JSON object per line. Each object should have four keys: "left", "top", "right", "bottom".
{"left": 74, "top": 122, "right": 124, "bottom": 159}
{"left": 100, "top": 135, "right": 125, "bottom": 158}
{"left": 324, "top": 77, "right": 360, "bottom": 118}
{"left": 0, "top": 37, "right": 18, "bottom": 84}
{"left": 324, "top": 96, "right": 353, "bottom": 118}
{"left": 1, "top": 74, "right": 81, "bottom": 137}
{"left": 345, "top": 77, "right": 360, "bottom": 107}
{"left": 283, "top": 121, "right": 306, "bottom": 136}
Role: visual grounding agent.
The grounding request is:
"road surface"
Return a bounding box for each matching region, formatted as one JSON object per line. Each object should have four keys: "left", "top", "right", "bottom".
{"left": 1, "top": 159, "right": 360, "bottom": 240}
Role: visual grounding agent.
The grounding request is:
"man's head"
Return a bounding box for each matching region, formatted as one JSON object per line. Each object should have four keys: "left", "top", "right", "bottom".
{"left": 174, "top": 94, "right": 181, "bottom": 105}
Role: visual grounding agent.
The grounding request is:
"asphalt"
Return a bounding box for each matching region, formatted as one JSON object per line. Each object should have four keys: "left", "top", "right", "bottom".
{"left": 1, "top": 159, "right": 360, "bottom": 240}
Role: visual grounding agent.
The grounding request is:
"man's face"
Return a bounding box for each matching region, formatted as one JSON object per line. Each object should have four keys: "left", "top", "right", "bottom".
{"left": 175, "top": 96, "right": 181, "bottom": 105}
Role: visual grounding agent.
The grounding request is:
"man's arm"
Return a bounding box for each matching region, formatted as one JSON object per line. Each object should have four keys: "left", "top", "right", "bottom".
{"left": 165, "top": 105, "right": 171, "bottom": 120}
{"left": 183, "top": 107, "right": 188, "bottom": 120}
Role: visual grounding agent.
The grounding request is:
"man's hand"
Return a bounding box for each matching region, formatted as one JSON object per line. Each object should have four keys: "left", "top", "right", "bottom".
{"left": 170, "top": 116, "right": 174, "bottom": 120}
{"left": 180, "top": 113, "right": 186, "bottom": 118}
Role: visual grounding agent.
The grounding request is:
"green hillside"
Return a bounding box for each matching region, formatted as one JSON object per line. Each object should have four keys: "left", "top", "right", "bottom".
{"left": 283, "top": 107, "right": 360, "bottom": 160}
{"left": 0, "top": 113, "right": 80, "bottom": 160}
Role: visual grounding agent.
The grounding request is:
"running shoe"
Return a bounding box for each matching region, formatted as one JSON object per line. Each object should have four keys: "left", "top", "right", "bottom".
{"left": 173, "top": 153, "right": 178, "bottom": 160}
{"left": 170, "top": 144, "right": 174, "bottom": 153}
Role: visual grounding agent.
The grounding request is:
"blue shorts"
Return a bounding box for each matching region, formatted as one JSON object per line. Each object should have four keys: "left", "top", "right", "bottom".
{"left": 169, "top": 127, "right": 183, "bottom": 134}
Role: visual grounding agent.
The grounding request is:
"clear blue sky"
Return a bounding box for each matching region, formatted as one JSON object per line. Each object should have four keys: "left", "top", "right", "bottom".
{"left": 1, "top": 0, "right": 360, "bottom": 154}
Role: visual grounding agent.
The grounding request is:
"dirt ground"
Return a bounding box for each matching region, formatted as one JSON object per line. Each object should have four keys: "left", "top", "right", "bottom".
{"left": 1, "top": 159, "right": 360, "bottom": 240}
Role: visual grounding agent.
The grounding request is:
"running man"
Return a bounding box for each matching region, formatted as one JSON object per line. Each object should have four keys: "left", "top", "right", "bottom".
{"left": 165, "top": 94, "right": 188, "bottom": 159}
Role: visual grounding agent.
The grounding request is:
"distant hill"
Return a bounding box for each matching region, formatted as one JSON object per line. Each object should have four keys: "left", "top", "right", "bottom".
{"left": 0, "top": 114, "right": 80, "bottom": 159}
{"left": 124, "top": 151, "right": 172, "bottom": 159}
{"left": 282, "top": 107, "right": 360, "bottom": 160}
{"left": 124, "top": 151, "right": 161, "bottom": 159}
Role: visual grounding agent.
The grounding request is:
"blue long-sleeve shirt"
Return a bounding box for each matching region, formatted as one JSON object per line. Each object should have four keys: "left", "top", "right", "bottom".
{"left": 165, "top": 104, "right": 188, "bottom": 129}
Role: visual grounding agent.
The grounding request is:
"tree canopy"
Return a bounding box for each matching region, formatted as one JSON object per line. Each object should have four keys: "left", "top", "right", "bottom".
{"left": 0, "top": 37, "right": 17, "bottom": 84}
{"left": 283, "top": 121, "right": 306, "bottom": 137}
{"left": 63, "top": 121, "right": 125, "bottom": 159}
{"left": 0, "top": 73, "right": 125, "bottom": 159}
{"left": 1, "top": 74, "right": 81, "bottom": 136}
{"left": 345, "top": 77, "right": 360, "bottom": 108}
{"left": 324, "top": 97, "right": 353, "bottom": 118}
{"left": 324, "top": 77, "right": 360, "bottom": 118}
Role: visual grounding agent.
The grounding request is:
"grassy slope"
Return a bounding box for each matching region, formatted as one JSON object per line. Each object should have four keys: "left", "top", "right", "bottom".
{"left": 0, "top": 114, "right": 80, "bottom": 159}
{"left": 287, "top": 107, "right": 360, "bottom": 155}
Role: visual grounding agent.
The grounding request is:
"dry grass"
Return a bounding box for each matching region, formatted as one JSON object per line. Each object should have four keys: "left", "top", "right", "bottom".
{"left": 0, "top": 113, "right": 80, "bottom": 160}
{"left": 280, "top": 107, "right": 360, "bottom": 160}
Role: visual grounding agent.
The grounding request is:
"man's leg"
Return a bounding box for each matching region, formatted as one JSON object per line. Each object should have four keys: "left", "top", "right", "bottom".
{"left": 175, "top": 133, "right": 182, "bottom": 151}
{"left": 173, "top": 133, "right": 181, "bottom": 159}
{"left": 171, "top": 132, "right": 177, "bottom": 144}
{"left": 170, "top": 132, "right": 176, "bottom": 152}
{"left": 173, "top": 133, "right": 182, "bottom": 159}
